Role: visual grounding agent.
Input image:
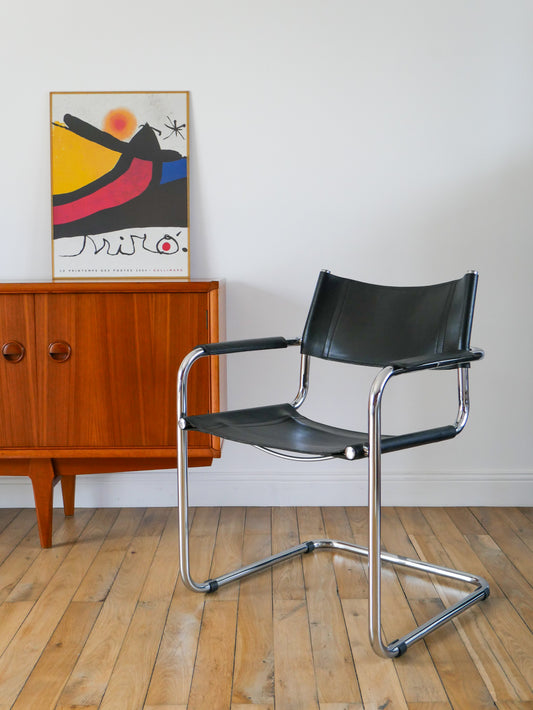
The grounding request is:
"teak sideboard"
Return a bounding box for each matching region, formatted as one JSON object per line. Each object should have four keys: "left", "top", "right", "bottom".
{"left": 0, "top": 280, "right": 223, "bottom": 547}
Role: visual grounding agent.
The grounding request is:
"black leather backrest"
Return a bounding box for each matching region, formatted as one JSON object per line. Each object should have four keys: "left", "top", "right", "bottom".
{"left": 301, "top": 270, "right": 478, "bottom": 366}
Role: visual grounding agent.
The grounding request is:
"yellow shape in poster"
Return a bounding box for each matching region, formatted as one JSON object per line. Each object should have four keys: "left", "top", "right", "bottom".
{"left": 52, "top": 124, "right": 121, "bottom": 195}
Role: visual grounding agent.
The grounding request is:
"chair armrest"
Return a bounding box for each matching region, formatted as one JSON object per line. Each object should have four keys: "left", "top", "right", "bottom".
{"left": 390, "top": 348, "right": 484, "bottom": 373}
{"left": 177, "top": 337, "right": 300, "bottom": 419}
{"left": 199, "top": 337, "right": 300, "bottom": 356}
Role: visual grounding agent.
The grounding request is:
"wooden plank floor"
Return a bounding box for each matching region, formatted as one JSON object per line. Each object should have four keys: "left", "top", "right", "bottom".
{"left": 0, "top": 506, "right": 532, "bottom": 709}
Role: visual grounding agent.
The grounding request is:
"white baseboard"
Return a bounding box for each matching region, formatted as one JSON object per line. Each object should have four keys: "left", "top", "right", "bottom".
{"left": 0, "top": 469, "right": 532, "bottom": 508}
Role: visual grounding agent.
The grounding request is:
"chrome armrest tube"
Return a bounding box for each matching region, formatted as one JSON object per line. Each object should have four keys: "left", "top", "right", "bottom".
{"left": 455, "top": 366, "right": 470, "bottom": 433}
{"left": 291, "top": 352, "right": 310, "bottom": 409}
{"left": 177, "top": 346, "right": 206, "bottom": 421}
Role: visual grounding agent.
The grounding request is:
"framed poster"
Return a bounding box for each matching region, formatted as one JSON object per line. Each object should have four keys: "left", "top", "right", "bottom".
{"left": 50, "top": 91, "right": 189, "bottom": 279}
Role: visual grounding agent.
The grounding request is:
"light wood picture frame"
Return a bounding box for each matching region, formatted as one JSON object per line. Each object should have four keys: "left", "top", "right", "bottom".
{"left": 50, "top": 91, "right": 189, "bottom": 279}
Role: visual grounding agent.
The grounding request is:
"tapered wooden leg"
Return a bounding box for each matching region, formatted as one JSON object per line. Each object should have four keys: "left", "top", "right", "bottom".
{"left": 60, "top": 475, "right": 76, "bottom": 517}
{"left": 28, "top": 459, "right": 59, "bottom": 548}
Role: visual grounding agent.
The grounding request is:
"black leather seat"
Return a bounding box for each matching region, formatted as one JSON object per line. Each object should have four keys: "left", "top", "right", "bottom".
{"left": 187, "top": 401, "right": 458, "bottom": 458}
{"left": 176, "top": 270, "right": 488, "bottom": 658}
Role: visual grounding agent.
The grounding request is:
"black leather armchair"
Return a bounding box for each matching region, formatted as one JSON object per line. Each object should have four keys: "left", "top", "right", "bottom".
{"left": 176, "top": 269, "right": 488, "bottom": 658}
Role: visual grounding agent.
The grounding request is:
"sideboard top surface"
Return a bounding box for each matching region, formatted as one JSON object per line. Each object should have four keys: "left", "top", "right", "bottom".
{"left": 0, "top": 279, "right": 220, "bottom": 294}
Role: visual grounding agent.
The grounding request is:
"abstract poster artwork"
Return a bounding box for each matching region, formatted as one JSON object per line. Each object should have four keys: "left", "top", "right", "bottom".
{"left": 50, "top": 91, "right": 189, "bottom": 279}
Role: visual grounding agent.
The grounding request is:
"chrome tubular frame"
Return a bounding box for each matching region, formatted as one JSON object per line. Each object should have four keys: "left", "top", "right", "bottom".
{"left": 177, "top": 350, "right": 489, "bottom": 655}
{"left": 365, "top": 364, "right": 488, "bottom": 657}
{"left": 291, "top": 351, "right": 310, "bottom": 409}
{"left": 252, "top": 445, "right": 334, "bottom": 462}
{"left": 455, "top": 366, "right": 470, "bottom": 433}
{"left": 177, "top": 347, "right": 209, "bottom": 592}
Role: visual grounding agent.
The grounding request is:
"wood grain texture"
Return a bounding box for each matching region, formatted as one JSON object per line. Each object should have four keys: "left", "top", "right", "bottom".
{"left": 144, "top": 507, "right": 215, "bottom": 708}
{"left": 0, "top": 508, "right": 116, "bottom": 707}
{"left": 6, "top": 508, "right": 97, "bottom": 603}
{"left": 11, "top": 601, "right": 101, "bottom": 710}
{"left": 0, "top": 280, "right": 221, "bottom": 453}
{"left": 297, "top": 507, "right": 362, "bottom": 706}
{"left": 56, "top": 508, "right": 168, "bottom": 709}
{"left": 343, "top": 597, "right": 409, "bottom": 710}
{"left": 0, "top": 281, "right": 222, "bottom": 549}
{"left": 274, "top": 598, "right": 320, "bottom": 710}
{"left": 0, "top": 506, "right": 531, "bottom": 710}
{"left": 187, "top": 599, "right": 239, "bottom": 710}
{"left": 35, "top": 291, "right": 211, "bottom": 449}
{"left": 0, "top": 295, "right": 39, "bottom": 447}
{"left": 231, "top": 509, "right": 274, "bottom": 707}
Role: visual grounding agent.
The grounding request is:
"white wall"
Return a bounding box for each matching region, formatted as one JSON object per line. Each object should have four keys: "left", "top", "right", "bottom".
{"left": 1, "top": 0, "right": 532, "bottom": 506}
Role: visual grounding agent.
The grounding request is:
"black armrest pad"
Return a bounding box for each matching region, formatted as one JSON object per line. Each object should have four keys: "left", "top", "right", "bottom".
{"left": 391, "top": 348, "right": 484, "bottom": 373}
{"left": 200, "top": 337, "right": 296, "bottom": 356}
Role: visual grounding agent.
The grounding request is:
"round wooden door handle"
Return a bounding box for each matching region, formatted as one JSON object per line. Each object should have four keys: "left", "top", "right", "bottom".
{"left": 2, "top": 340, "right": 25, "bottom": 363}
{"left": 48, "top": 341, "right": 72, "bottom": 362}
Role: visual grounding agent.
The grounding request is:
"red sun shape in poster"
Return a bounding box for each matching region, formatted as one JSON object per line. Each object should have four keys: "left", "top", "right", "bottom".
{"left": 103, "top": 108, "right": 137, "bottom": 140}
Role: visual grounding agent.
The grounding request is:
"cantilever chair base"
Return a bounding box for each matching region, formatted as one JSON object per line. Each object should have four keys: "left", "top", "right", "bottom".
{"left": 177, "top": 449, "right": 489, "bottom": 658}
{"left": 177, "top": 270, "right": 489, "bottom": 658}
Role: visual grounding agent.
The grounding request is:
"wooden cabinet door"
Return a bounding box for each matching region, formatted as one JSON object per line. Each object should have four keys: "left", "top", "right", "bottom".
{"left": 0, "top": 295, "right": 39, "bottom": 446}
{"left": 35, "top": 291, "right": 212, "bottom": 450}
{"left": 141, "top": 291, "right": 214, "bottom": 449}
